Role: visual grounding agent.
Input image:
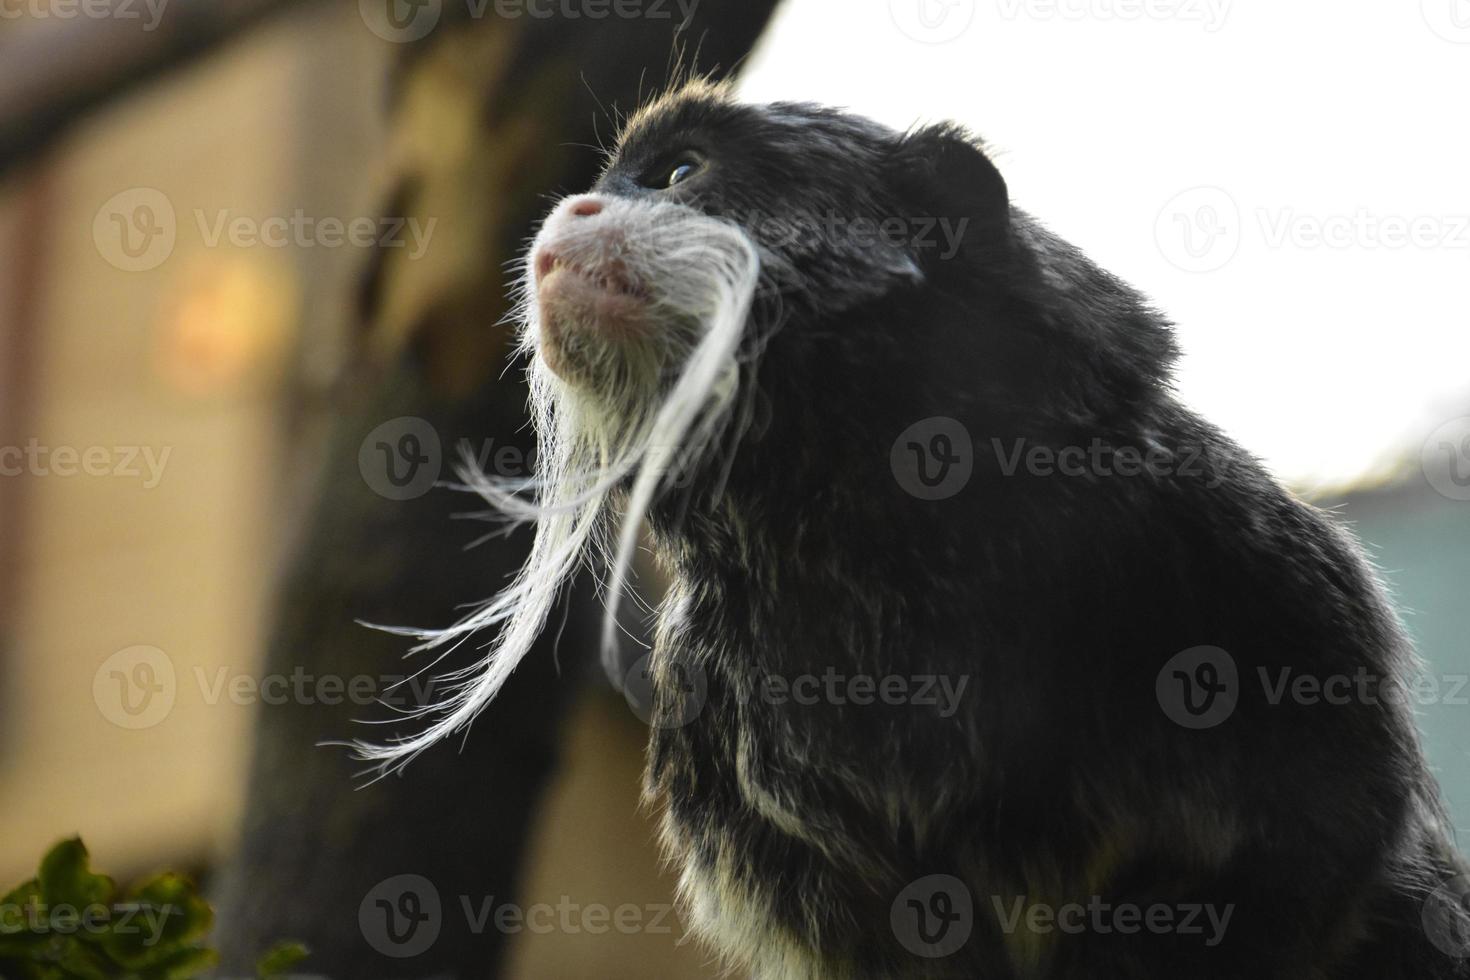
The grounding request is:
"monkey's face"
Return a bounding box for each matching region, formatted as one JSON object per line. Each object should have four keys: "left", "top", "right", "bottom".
{"left": 525, "top": 190, "right": 751, "bottom": 409}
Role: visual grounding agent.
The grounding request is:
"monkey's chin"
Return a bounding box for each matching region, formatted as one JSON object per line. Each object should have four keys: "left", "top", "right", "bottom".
{"left": 535, "top": 268, "right": 655, "bottom": 386}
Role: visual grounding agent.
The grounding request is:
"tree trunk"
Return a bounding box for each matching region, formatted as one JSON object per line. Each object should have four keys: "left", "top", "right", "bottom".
{"left": 211, "top": 6, "right": 781, "bottom": 978}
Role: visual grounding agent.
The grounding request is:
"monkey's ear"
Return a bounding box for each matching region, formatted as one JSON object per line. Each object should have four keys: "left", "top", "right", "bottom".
{"left": 888, "top": 124, "right": 1010, "bottom": 252}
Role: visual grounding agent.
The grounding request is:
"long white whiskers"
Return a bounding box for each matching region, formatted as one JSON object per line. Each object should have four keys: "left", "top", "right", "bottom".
{"left": 352, "top": 210, "right": 758, "bottom": 775}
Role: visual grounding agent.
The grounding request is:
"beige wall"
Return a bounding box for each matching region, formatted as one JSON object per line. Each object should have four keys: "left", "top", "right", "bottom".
{"left": 0, "top": 13, "right": 705, "bottom": 979}
{"left": 1, "top": 19, "right": 299, "bottom": 883}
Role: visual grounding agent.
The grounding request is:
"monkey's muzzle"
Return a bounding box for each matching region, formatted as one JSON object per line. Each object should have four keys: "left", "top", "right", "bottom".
{"left": 530, "top": 195, "right": 657, "bottom": 381}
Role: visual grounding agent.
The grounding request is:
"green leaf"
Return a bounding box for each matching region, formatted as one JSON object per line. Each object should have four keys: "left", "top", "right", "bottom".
{"left": 102, "top": 875, "right": 212, "bottom": 970}
{"left": 2, "top": 839, "right": 286, "bottom": 980}
{"left": 255, "top": 941, "right": 309, "bottom": 978}
{"left": 37, "top": 840, "right": 115, "bottom": 912}
{"left": 48, "top": 934, "right": 115, "bottom": 980}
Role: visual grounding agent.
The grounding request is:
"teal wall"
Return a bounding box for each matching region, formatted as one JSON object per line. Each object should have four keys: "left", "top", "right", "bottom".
{"left": 1338, "top": 483, "right": 1470, "bottom": 838}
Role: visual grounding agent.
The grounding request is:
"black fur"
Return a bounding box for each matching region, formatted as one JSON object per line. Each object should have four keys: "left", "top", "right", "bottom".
{"left": 583, "top": 86, "right": 1470, "bottom": 978}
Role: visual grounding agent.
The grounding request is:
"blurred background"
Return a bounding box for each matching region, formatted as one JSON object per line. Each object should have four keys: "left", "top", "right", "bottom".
{"left": 0, "top": 1, "right": 1466, "bottom": 977}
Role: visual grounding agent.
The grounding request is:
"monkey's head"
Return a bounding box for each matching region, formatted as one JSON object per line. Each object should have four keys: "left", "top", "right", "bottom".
{"left": 521, "top": 81, "right": 1014, "bottom": 465}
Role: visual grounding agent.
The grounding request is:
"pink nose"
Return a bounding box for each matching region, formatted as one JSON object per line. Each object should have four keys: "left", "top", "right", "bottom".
{"left": 569, "top": 197, "right": 604, "bottom": 218}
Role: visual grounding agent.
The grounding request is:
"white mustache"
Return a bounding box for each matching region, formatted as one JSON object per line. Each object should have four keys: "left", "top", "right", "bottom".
{"left": 353, "top": 197, "right": 760, "bottom": 775}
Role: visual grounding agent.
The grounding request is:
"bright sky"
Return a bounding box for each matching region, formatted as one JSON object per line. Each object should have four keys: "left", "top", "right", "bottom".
{"left": 738, "top": 0, "right": 1470, "bottom": 492}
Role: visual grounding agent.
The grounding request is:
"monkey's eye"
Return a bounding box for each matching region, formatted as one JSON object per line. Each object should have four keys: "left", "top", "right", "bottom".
{"left": 647, "top": 154, "right": 704, "bottom": 189}
{"left": 668, "top": 160, "right": 700, "bottom": 186}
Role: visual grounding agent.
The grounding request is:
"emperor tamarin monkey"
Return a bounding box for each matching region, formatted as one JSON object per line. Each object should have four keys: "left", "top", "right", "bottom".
{"left": 358, "top": 82, "right": 1470, "bottom": 979}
